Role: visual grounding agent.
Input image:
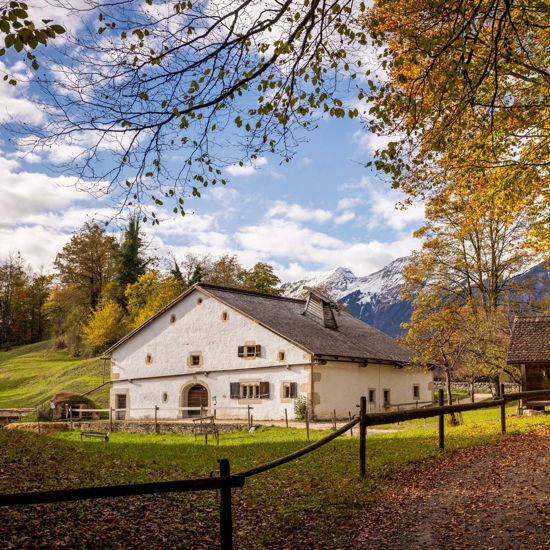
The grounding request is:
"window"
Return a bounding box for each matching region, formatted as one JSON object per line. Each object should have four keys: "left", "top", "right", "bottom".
{"left": 187, "top": 352, "right": 203, "bottom": 368}
{"left": 145, "top": 353, "right": 153, "bottom": 366}
{"left": 238, "top": 344, "right": 261, "bottom": 359}
{"left": 197, "top": 297, "right": 203, "bottom": 305}
{"left": 413, "top": 384, "right": 420, "bottom": 399}
{"left": 383, "top": 389, "right": 390, "bottom": 405}
{"left": 242, "top": 383, "right": 260, "bottom": 399}
{"left": 229, "top": 381, "right": 270, "bottom": 400}
{"left": 221, "top": 311, "right": 229, "bottom": 321}
{"left": 278, "top": 350, "right": 286, "bottom": 362}
{"left": 170, "top": 313, "right": 176, "bottom": 324}
{"left": 281, "top": 382, "right": 298, "bottom": 400}
{"left": 162, "top": 392, "right": 168, "bottom": 403}
{"left": 368, "top": 389, "right": 376, "bottom": 403}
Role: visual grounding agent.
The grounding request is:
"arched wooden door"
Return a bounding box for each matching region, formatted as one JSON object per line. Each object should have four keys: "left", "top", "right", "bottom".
{"left": 187, "top": 384, "right": 208, "bottom": 416}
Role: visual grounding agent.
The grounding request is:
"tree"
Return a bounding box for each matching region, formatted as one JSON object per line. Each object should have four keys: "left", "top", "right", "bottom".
{"left": 402, "top": 193, "right": 546, "bottom": 397}
{"left": 0, "top": 253, "right": 25, "bottom": 349}
{"left": 81, "top": 297, "right": 125, "bottom": 354}
{"left": 24, "top": 0, "right": 368, "bottom": 216}
{"left": 363, "top": 1, "right": 550, "bottom": 245}
{"left": 240, "top": 262, "right": 281, "bottom": 295}
{"left": 117, "top": 217, "right": 150, "bottom": 305}
{"left": 54, "top": 222, "right": 119, "bottom": 311}
{"left": 0, "top": 1, "right": 66, "bottom": 82}
{"left": 204, "top": 255, "right": 244, "bottom": 287}
{"left": 125, "top": 271, "right": 185, "bottom": 331}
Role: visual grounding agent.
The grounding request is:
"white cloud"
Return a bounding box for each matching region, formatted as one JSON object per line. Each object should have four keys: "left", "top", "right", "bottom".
{"left": 300, "top": 157, "right": 313, "bottom": 166}
{"left": 236, "top": 219, "right": 418, "bottom": 277}
{"left": 352, "top": 130, "right": 403, "bottom": 155}
{"left": 0, "top": 61, "right": 44, "bottom": 125}
{"left": 266, "top": 201, "right": 332, "bottom": 224}
{"left": 337, "top": 197, "right": 363, "bottom": 211}
{"left": 334, "top": 211, "right": 355, "bottom": 225}
{"left": 226, "top": 156, "right": 268, "bottom": 176}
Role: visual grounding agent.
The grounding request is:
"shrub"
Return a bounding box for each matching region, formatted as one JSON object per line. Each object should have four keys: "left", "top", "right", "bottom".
{"left": 294, "top": 396, "right": 308, "bottom": 420}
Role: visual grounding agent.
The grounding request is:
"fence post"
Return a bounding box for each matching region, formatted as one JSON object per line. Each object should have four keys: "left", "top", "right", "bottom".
{"left": 69, "top": 406, "right": 73, "bottom": 431}
{"left": 360, "top": 396, "right": 366, "bottom": 477}
{"left": 438, "top": 389, "right": 444, "bottom": 451}
{"left": 332, "top": 409, "right": 337, "bottom": 431}
{"left": 110, "top": 407, "right": 113, "bottom": 433}
{"left": 218, "top": 459, "right": 233, "bottom": 550}
{"left": 500, "top": 383, "right": 506, "bottom": 434}
{"left": 155, "top": 405, "right": 159, "bottom": 434}
{"left": 285, "top": 408, "right": 288, "bottom": 428}
{"left": 305, "top": 409, "right": 310, "bottom": 440}
{"left": 247, "top": 405, "right": 251, "bottom": 430}
{"left": 348, "top": 411, "right": 353, "bottom": 436}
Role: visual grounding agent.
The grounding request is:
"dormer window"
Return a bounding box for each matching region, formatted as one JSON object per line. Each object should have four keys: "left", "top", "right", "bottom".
{"left": 302, "top": 287, "right": 338, "bottom": 329}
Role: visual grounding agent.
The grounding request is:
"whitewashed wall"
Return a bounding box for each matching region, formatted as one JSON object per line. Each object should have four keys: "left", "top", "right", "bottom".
{"left": 313, "top": 361, "right": 434, "bottom": 418}
{"left": 110, "top": 288, "right": 434, "bottom": 421}
{"left": 110, "top": 289, "right": 311, "bottom": 420}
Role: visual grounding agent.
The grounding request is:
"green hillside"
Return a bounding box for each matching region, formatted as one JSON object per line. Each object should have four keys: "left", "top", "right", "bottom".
{"left": 0, "top": 341, "right": 109, "bottom": 408}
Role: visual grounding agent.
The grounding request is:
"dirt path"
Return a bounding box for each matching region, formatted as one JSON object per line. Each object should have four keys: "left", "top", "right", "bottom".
{"left": 337, "top": 428, "right": 550, "bottom": 550}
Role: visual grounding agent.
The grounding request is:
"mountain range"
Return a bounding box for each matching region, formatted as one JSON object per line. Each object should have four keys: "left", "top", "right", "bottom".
{"left": 281, "top": 257, "right": 412, "bottom": 337}
{"left": 281, "top": 257, "right": 550, "bottom": 338}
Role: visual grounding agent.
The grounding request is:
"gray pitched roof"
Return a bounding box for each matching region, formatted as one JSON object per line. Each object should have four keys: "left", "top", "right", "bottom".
{"left": 200, "top": 284, "right": 411, "bottom": 363}
{"left": 507, "top": 316, "right": 550, "bottom": 364}
{"left": 105, "top": 283, "right": 412, "bottom": 363}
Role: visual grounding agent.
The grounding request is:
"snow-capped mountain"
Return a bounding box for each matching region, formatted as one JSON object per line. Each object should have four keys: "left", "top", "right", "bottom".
{"left": 282, "top": 257, "right": 550, "bottom": 337}
{"left": 281, "top": 257, "right": 412, "bottom": 337}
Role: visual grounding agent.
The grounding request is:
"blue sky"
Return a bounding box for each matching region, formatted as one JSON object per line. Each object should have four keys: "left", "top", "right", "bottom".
{"left": 0, "top": 4, "right": 425, "bottom": 282}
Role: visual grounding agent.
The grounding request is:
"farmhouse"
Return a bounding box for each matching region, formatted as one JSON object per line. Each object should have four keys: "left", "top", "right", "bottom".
{"left": 507, "top": 315, "right": 550, "bottom": 411}
{"left": 105, "top": 284, "right": 433, "bottom": 421}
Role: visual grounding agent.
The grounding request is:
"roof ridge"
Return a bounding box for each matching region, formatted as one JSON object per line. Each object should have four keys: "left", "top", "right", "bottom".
{"left": 197, "top": 282, "right": 306, "bottom": 304}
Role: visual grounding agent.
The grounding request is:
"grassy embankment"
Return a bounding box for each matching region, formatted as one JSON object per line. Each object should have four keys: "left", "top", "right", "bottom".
{"left": 1, "top": 404, "right": 550, "bottom": 548}
{"left": 0, "top": 341, "right": 108, "bottom": 408}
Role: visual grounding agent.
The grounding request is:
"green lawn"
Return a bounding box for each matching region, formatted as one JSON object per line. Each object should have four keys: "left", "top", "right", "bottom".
{"left": 0, "top": 341, "right": 108, "bottom": 408}
{"left": 1, "top": 405, "right": 550, "bottom": 548}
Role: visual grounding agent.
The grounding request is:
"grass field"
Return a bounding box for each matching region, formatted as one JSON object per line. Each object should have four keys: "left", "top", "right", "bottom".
{"left": 1, "top": 404, "right": 550, "bottom": 548}
{"left": 0, "top": 341, "right": 108, "bottom": 408}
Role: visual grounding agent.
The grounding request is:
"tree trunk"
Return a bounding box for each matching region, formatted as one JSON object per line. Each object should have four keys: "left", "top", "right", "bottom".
{"left": 470, "top": 380, "right": 475, "bottom": 403}
{"left": 445, "top": 366, "right": 458, "bottom": 425}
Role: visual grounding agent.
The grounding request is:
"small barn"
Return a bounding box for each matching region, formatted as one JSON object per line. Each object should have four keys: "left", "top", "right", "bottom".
{"left": 50, "top": 392, "right": 100, "bottom": 420}
{"left": 507, "top": 315, "right": 550, "bottom": 410}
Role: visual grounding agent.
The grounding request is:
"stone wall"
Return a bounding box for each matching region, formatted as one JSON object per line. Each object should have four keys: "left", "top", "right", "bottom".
{"left": 73, "top": 420, "right": 247, "bottom": 435}
{"left": 434, "top": 381, "right": 520, "bottom": 393}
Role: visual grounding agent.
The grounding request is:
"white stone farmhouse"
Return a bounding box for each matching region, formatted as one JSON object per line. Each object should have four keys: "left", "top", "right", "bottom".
{"left": 105, "top": 284, "right": 433, "bottom": 421}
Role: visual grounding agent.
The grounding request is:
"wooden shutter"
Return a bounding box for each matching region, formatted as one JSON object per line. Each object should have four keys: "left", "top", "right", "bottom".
{"left": 260, "top": 381, "right": 270, "bottom": 398}
{"left": 255, "top": 344, "right": 262, "bottom": 357}
{"left": 290, "top": 382, "right": 298, "bottom": 398}
{"left": 237, "top": 346, "right": 244, "bottom": 358}
{"left": 230, "top": 382, "right": 240, "bottom": 399}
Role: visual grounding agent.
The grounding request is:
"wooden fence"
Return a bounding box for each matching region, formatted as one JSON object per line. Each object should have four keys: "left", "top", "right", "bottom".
{"left": 1, "top": 387, "right": 550, "bottom": 549}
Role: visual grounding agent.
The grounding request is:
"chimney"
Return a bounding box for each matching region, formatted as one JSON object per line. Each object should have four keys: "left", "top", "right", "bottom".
{"left": 302, "top": 286, "right": 338, "bottom": 329}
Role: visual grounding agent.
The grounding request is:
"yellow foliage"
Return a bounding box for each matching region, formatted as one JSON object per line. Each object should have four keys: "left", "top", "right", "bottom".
{"left": 81, "top": 299, "right": 125, "bottom": 353}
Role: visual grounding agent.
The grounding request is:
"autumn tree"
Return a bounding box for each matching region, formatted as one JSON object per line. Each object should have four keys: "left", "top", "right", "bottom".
{"left": 54, "top": 222, "right": 119, "bottom": 311}
{"left": 363, "top": 1, "right": 550, "bottom": 245}
{"left": 204, "top": 255, "right": 244, "bottom": 287}
{"left": 403, "top": 193, "right": 546, "bottom": 397}
{"left": 125, "top": 271, "right": 185, "bottom": 331}
{"left": 240, "top": 262, "right": 281, "bottom": 295}
{"left": 81, "top": 297, "right": 125, "bottom": 354}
